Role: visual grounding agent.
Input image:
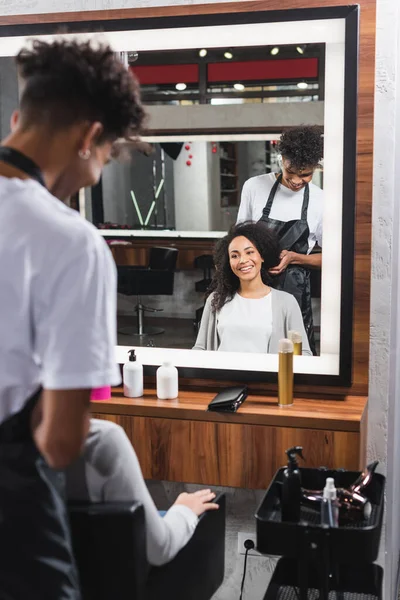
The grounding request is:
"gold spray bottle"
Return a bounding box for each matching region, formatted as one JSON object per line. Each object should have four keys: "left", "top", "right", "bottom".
{"left": 278, "top": 338, "right": 294, "bottom": 407}
{"left": 288, "top": 330, "right": 302, "bottom": 356}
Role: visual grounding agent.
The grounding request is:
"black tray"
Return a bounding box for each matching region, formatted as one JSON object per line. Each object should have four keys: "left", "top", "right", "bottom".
{"left": 256, "top": 467, "right": 385, "bottom": 564}
{"left": 263, "top": 558, "right": 383, "bottom": 600}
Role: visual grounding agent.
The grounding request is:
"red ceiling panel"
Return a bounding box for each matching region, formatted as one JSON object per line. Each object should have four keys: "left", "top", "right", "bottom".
{"left": 131, "top": 64, "right": 199, "bottom": 85}
{"left": 208, "top": 58, "right": 318, "bottom": 82}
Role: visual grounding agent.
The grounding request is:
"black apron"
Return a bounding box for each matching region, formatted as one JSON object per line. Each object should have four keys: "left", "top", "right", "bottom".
{"left": 259, "top": 173, "right": 316, "bottom": 355}
{"left": 0, "top": 147, "right": 81, "bottom": 599}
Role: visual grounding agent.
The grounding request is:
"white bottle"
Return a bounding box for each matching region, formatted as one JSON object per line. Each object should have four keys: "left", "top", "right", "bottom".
{"left": 156, "top": 361, "right": 178, "bottom": 400}
{"left": 321, "top": 477, "right": 340, "bottom": 528}
{"left": 123, "top": 349, "right": 143, "bottom": 398}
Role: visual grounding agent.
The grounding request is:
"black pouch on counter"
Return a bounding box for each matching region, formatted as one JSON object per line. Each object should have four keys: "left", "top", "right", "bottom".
{"left": 207, "top": 386, "right": 248, "bottom": 413}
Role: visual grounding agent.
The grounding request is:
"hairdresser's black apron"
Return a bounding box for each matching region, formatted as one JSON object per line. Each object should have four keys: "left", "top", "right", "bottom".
{"left": 0, "top": 147, "right": 81, "bottom": 599}
{"left": 259, "top": 173, "right": 316, "bottom": 355}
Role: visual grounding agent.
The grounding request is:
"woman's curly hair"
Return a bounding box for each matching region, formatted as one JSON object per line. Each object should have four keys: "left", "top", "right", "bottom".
{"left": 278, "top": 125, "right": 323, "bottom": 170}
{"left": 207, "top": 221, "right": 280, "bottom": 313}
{"left": 16, "top": 39, "right": 146, "bottom": 141}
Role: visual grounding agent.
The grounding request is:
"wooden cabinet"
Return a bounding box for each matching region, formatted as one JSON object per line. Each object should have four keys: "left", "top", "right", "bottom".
{"left": 92, "top": 390, "right": 368, "bottom": 489}
{"left": 108, "top": 237, "right": 217, "bottom": 271}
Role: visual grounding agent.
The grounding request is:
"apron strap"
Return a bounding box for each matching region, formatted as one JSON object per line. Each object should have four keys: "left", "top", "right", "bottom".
{"left": 261, "top": 172, "right": 310, "bottom": 222}
{"left": 0, "top": 387, "right": 42, "bottom": 443}
{"left": 301, "top": 182, "right": 310, "bottom": 220}
{"left": 0, "top": 146, "right": 46, "bottom": 188}
{"left": 261, "top": 173, "right": 282, "bottom": 219}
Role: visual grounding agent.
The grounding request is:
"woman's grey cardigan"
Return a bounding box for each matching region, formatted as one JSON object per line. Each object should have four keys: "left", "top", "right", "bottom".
{"left": 193, "top": 288, "right": 312, "bottom": 356}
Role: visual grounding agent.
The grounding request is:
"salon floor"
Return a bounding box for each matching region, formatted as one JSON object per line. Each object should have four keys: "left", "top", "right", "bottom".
{"left": 117, "top": 315, "right": 196, "bottom": 349}
{"left": 147, "top": 479, "right": 277, "bottom": 600}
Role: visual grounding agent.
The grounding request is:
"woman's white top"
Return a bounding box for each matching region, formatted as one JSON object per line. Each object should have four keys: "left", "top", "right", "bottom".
{"left": 66, "top": 419, "right": 199, "bottom": 567}
{"left": 217, "top": 293, "right": 273, "bottom": 353}
{"left": 238, "top": 172, "right": 323, "bottom": 253}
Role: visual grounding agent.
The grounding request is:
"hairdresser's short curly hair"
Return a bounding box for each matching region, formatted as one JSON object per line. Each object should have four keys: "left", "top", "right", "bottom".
{"left": 207, "top": 221, "right": 280, "bottom": 313}
{"left": 16, "top": 39, "right": 145, "bottom": 141}
{"left": 277, "top": 125, "right": 323, "bottom": 170}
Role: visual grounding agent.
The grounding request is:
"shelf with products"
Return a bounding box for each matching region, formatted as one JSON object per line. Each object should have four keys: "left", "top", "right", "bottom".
{"left": 219, "top": 142, "right": 239, "bottom": 208}
{"left": 265, "top": 140, "right": 280, "bottom": 174}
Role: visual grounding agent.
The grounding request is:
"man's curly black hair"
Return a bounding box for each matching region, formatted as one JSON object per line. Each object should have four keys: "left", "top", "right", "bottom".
{"left": 16, "top": 39, "right": 145, "bottom": 141}
{"left": 277, "top": 125, "right": 323, "bottom": 170}
{"left": 207, "top": 221, "right": 280, "bottom": 313}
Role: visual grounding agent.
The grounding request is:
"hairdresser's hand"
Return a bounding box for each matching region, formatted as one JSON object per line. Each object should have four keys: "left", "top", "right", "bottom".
{"left": 174, "top": 489, "right": 219, "bottom": 516}
{"left": 269, "top": 250, "right": 293, "bottom": 275}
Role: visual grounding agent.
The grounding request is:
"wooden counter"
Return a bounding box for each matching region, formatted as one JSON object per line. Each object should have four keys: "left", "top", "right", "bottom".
{"left": 109, "top": 238, "right": 216, "bottom": 271}
{"left": 91, "top": 389, "right": 368, "bottom": 489}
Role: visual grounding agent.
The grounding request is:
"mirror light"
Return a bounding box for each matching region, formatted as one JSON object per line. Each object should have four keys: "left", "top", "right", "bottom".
{"left": 233, "top": 83, "right": 245, "bottom": 91}
{"left": 297, "top": 81, "right": 309, "bottom": 89}
{"left": 199, "top": 48, "right": 208, "bottom": 57}
{"left": 224, "top": 50, "right": 233, "bottom": 59}
{"left": 296, "top": 45, "right": 305, "bottom": 54}
{"left": 175, "top": 82, "right": 187, "bottom": 91}
{"left": 270, "top": 47, "right": 280, "bottom": 55}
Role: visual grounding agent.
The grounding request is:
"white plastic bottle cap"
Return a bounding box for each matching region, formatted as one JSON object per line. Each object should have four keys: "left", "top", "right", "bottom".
{"left": 288, "top": 330, "right": 302, "bottom": 344}
{"left": 162, "top": 361, "right": 173, "bottom": 368}
{"left": 323, "top": 477, "right": 337, "bottom": 500}
{"left": 364, "top": 501, "right": 372, "bottom": 519}
{"left": 278, "top": 338, "right": 294, "bottom": 353}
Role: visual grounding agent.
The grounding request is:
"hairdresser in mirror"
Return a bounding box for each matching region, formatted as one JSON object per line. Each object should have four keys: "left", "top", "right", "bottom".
{"left": 193, "top": 222, "right": 311, "bottom": 355}
{"left": 237, "top": 126, "right": 323, "bottom": 355}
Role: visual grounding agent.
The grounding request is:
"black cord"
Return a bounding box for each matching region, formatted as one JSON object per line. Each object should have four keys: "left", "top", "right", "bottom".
{"left": 239, "top": 539, "right": 255, "bottom": 600}
{"left": 239, "top": 548, "right": 250, "bottom": 600}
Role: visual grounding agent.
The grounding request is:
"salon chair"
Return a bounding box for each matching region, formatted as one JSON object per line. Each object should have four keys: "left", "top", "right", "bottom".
{"left": 193, "top": 254, "right": 214, "bottom": 330}
{"left": 117, "top": 246, "right": 178, "bottom": 337}
{"left": 194, "top": 254, "right": 214, "bottom": 293}
{"left": 68, "top": 493, "right": 226, "bottom": 600}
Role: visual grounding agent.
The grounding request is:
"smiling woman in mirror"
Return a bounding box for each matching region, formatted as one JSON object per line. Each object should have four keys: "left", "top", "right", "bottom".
{"left": 237, "top": 126, "right": 323, "bottom": 355}
{"left": 193, "top": 222, "right": 311, "bottom": 355}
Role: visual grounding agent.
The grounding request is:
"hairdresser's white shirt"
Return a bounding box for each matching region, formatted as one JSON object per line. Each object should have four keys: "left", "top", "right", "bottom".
{"left": 217, "top": 293, "right": 273, "bottom": 353}
{"left": 0, "top": 176, "right": 121, "bottom": 425}
{"left": 237, "top": 172, "right": 323, "bottom": 253}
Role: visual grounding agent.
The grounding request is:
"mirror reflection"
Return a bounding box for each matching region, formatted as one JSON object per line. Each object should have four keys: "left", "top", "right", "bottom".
{"left": 65, "top": 42, "right": 324, "bottom": 358}
{"left": 96, "top": 127, "right": 323, "bottom": 357}
{"left": 81, "top": 42, "right": 326, "bottom": 357}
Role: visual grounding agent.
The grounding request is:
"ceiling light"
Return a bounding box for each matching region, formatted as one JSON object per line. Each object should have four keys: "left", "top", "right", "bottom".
{"left": 233, "top": 83, "right": 245, "bottom": 91}
{"left": 199, "top": 49, "right": 208, "bottom": 58}
{"left": 127, "top": 51, "right": 139, "bottom": 63}
{"left": 175, "top": 83, "right": 187, "bottom": 91}
{"left": 270, "top": 47, "right": 280, "bottom": 56}
{"left": 296, "top": 45, "right": 305, "bottom": 55}
{"left": 224, "top": 51, "right": 233, "bottom": 60}
{"left": 297, "top": 81, "right": 309, "bottom": 90}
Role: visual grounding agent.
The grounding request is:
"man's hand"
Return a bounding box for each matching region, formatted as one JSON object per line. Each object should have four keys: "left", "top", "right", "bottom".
{"left": 269, "top": 250, "right": 293, "bottom": 276}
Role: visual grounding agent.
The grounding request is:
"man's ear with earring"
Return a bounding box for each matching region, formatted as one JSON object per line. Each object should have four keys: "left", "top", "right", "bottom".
{"left": 78, "top": 149, "right": 91, "bottom": 160}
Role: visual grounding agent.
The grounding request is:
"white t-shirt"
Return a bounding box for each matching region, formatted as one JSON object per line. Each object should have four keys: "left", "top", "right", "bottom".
{"left": 0, "top": 177, "right": 121, "bottom": 425}
{"left": 238, "top": 172, "right": 323, "bottom": 253}
{"left": 217, "top": 293, "right": 273, "bottom": 353}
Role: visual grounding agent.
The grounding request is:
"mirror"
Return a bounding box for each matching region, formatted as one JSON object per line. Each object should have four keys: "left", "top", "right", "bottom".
{"left": 0, "top": 5, "right": 358, "bottom": 384}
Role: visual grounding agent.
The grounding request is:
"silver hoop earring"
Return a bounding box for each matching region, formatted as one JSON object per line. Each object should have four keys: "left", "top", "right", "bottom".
{"left": 78, "top": 149, "right": 91, "bottom": 160}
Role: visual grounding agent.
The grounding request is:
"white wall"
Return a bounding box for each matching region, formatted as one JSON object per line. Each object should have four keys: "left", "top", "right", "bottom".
{"left": 0, "top": 0, "right": 239, "bottom": 16}
{"left": 370, "top": 0, "right": 400, "bottom": 597}
{"left": 173, "top": 141, "right": 211, "bottom": 230}
{"left": 3, "top": 0, "right": 399, "bottom": 596}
